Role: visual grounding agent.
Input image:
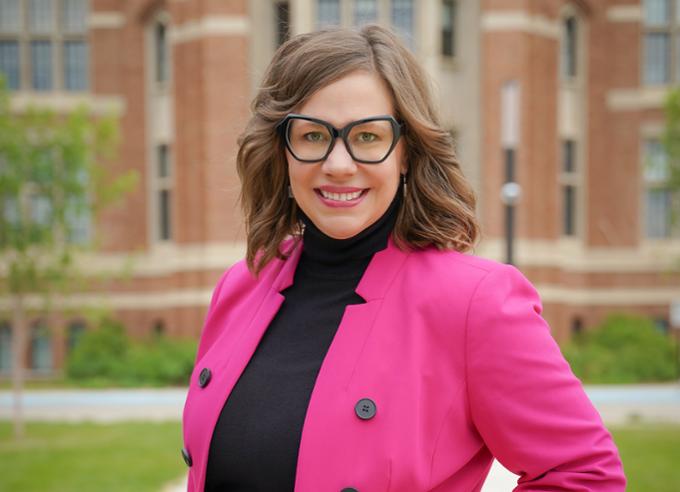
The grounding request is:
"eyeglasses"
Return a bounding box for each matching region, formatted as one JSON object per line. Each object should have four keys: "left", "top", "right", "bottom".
{"left": 276, "top": 114, "right": 404, "bottom": 164}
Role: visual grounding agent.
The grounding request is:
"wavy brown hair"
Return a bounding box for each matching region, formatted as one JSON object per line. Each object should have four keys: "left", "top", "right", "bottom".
{"left": 237, "top": 25, "right": 480, "bottom": 274}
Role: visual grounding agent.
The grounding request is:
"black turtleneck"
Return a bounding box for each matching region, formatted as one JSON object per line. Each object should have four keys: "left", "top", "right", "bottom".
{"left": 204, "top": 190, "right": 401, "bottom": 492}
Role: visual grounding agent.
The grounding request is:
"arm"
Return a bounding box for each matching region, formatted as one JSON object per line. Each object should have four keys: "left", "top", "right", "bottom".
{"left": 465, "top": 264, "right": 626, "bottom": 491}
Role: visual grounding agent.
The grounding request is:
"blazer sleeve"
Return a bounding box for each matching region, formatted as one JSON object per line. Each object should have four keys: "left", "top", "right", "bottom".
{"left": 465, "top": 263, "right": 626, "bottom": 491}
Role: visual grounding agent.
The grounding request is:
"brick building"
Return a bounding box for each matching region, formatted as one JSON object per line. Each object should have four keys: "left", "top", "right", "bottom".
{"left": 0, "top": 0, "right": 674, "bottom": 376}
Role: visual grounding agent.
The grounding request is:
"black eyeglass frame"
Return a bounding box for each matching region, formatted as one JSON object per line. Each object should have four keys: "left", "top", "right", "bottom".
{"left": 276, "top": 113, "right": 404, "bottom": 164}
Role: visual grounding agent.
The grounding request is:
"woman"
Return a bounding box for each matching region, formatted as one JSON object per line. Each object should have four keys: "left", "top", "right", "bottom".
{"left": 182, "top": 25, "right": 625, "bottom": 491}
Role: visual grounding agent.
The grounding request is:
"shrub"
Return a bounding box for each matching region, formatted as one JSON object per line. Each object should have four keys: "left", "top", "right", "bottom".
{"left": 66, "top": 319, "right": 197, "bottom": 387}
{"left": 562, "top": 314, "right": 677, "bottom": 384}
{"left": 66, "top": 318, "right": 129, "bottom": 381}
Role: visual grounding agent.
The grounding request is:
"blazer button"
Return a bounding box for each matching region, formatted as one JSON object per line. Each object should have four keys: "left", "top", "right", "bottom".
{"left": 198, "top": 368, "right": 212, "bottom": 388}
{"left": 181, "top": 447, "right": 192, "bottom": 467}
{"left": 354, "top": 398, "right": 376, "bottom": 420}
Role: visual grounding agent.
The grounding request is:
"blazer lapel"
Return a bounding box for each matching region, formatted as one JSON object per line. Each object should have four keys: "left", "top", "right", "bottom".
{"left": 294, "top": 237, "right": 411, "bottom": 490}
{"left": 193, "top": 240, "right": 303, "bottom": 492}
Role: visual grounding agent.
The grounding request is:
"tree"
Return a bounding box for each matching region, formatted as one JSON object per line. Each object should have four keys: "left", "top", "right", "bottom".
{"left": 662, "top": 89, "right": 680, "bottom": 196}
{"left": 0, "top": 78, "right": 137, "bottom": 438}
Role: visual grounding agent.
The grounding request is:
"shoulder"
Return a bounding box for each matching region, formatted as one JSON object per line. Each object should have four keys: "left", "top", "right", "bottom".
{"left": 213, "top": 238, "right": 298, "bottom": 299}
{"left": 405, "top": 246, "right": 526, "bottom": 287}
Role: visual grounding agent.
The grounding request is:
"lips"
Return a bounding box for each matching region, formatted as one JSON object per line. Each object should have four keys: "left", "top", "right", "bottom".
{"left": 314, "top": 186, "right": 369, "bottom": 207}
{"left": 318, "top": 189, "right": 363, "bottom": 201}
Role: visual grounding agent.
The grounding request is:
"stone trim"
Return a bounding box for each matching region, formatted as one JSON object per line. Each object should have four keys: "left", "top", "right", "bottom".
{"left": 481, "top": 11, "right": 560, "bottom": 39}
{"left": 169, "top": 16, "right": 250, "bottom": 44}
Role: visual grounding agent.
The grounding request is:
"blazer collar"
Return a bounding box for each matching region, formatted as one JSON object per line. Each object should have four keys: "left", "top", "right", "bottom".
{"left": 272, "top": 235, "right": 411, "bottom": 302}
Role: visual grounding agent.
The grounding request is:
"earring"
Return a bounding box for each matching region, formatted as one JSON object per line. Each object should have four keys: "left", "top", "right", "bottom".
{"left": 401, "top": 174, "right": 407, "bottom": 198}
{"left": 288, "top": 185, "right": 293, "bottom": 198}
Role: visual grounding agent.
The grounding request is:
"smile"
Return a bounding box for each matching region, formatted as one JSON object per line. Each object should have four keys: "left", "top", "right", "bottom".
{"left": 318, "top": 189, "right": 364, "bottom": 201}
{"left": 314, "top": 188, "right": 369, "bottom": 208}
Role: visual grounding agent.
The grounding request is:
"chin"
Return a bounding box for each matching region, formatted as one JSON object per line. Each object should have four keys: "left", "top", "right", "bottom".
{"left": 318, "top": 220, "right": 368, "bottom": 240}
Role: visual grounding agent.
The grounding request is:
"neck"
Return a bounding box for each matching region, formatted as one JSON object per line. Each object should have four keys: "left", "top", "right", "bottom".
{"left": 299, "top": 189, "right": 401, "bottom": 268}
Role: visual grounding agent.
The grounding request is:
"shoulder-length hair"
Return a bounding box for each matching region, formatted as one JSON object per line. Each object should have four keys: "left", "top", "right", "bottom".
{"left": 237, "top": 25, "right": 480, "bottom": 274}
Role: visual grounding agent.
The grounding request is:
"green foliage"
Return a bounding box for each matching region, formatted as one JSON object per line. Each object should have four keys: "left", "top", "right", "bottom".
{"left": 65, "top": 319, "right": 197, "bottom": 386}
{"left": 562, "top": 314, "right": 677, "bottom": 384}
{"left": 65, "top": 318, "right": 129, "bottom": 381}
{"left": 0, "top": 75, "right": 138, "bottom": 298}
{"left": 662, "top": 88, "right": 680, "bottom": 191}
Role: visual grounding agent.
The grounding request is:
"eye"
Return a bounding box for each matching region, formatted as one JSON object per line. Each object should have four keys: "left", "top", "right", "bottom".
{"left": 356, "top": 132, "right": 378, "bottom": 143}
{"left": 303, "top": 132, "right": 327, "bottom": 143}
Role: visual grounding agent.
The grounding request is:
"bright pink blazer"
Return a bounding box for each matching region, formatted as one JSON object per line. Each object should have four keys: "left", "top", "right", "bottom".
{"left": 182, "top": 238, "right": 625, "bottom": 491}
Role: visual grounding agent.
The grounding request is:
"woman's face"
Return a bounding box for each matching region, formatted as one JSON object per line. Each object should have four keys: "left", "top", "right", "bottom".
{"left": 286, "top": 71, "right": 406, "bottom": 240}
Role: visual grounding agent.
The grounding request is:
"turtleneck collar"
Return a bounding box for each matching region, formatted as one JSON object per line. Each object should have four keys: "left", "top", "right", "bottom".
{"left": 297, "top": 185, "right": 402, "bottom": 276}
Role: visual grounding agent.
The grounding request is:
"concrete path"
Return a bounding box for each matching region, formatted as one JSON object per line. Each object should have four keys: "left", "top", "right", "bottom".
{"left": 2, "top": 384, "right": 679, "bottom": 424}
{"left": 1, "top": 384, "right": 678, "bottom": 491}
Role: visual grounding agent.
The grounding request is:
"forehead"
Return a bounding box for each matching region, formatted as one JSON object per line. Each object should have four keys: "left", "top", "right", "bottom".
{"left": 295, "top": 71, "right": 395, "bottom": 126}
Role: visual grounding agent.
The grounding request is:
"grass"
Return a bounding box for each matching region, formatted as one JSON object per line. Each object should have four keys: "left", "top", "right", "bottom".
{"left": 0, "top": 421, "right": 185, "bottom": 492}
{"left": 0, "top": 422, "right": 678, "bottom": 491}
{"left": 0, "top": 378, "right": 187, "bottom": 390}
{"left": 611, "top": 425, "right": 680, "bottom": 492}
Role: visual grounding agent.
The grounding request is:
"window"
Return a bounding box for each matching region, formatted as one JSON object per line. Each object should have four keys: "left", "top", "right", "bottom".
{"left": 30, "top": 319, "right": 52, "bottom": 372}
{"left": 61, "top": 0, "right": 86, "bottom": 34}
{"left": 156, "top": 144, "right": 173, "bottom": 241}
{"left": 391, "top": 0, "right": 414, "bottom": 48}
{"left": 66, "top": 320, "right": 86, "bottom": 353}
{"left": 275, "top": 1, "right": 290, "bottom": 47}
{"left": 317, "top": 0, "right": 340, "bottom": 28}
{"left": 441, "top": 0, "right": 456, "bottom": 58}
{"left": 0, "top": 0, "right": 21, "bottom": 33}
{"left": 63, "top": 40, "right": 87, "bottom": 91}
{"left": 316, "top": 1, "right": 415, "bottom": 45}
{"left": 560, "top": 140, "right": 579, "bottom": 236}
{"left": 30, "top": 40, "right": 52, "bottom": 90}
{"left": 29, "top": 0, "right": 53, "bottom": 34}
{"left": 570, "top": 316, "right": 584, "bottom": 337}
{"left": 0, "top": 0, "right": 89, "bottom": 91}
{"left": 154, "top": 20, "right": 168, "bottom": 85}
{"left": 353, "top": 0, "right": 377, "bottom": 26}
{"left": 642, "top": 0, "right": 680, "bottom": 84}
{"left": 152, "top": 319, "right": 165, "bottom": 338}
{"left": 643, "top": 139, "right": 677, "bottom": 238}
{"left": 0, "top": 41, "right": 20, "bottom": 89}
{"left": 0, "top": 321, "right": 11, "bottom": 373}
{"left": 561, "top": 16, "right": 577, "bottom": 78}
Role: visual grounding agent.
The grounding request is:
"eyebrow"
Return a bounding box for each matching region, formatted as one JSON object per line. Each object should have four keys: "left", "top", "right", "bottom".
{"left": 293, "top": 114, "right": 396, "bottom": 128}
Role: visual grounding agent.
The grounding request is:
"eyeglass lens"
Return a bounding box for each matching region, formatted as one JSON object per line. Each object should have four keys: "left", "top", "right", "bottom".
{"left": 287, "top": 119, "right": 395, "bottom": 162}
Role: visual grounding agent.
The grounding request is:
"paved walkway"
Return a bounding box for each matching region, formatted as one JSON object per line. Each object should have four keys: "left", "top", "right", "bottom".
{"left": 2, "top": 384, "right": 679, "bottom": 423}
{"left": 1, "top": 384, "right": 678, "bottom": 491}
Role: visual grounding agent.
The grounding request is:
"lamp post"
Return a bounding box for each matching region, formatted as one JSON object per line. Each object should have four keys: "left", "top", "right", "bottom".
{"left": 500, "top": 81, "right": 521, "bottom": 265}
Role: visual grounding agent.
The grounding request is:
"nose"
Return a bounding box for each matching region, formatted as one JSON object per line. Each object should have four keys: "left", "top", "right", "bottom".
{"left": 321, "top": 137, "right": 357, "bottom": 176}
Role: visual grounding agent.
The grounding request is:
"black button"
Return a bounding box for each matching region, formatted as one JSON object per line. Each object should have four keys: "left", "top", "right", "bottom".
{"left": 341, "top": 489, "right": 358, "bottom": 492}
{"left": 354, "top": 398, "right": 376, "bottom": 420}
{"left": 181, "top": 447, "right": 192, "bottom": 467}
{"left": 198, "top": 368, "right": 212, "bottom": 388}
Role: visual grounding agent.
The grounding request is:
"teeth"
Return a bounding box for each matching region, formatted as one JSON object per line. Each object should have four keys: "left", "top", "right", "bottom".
{"left": 319, "top": 189, "right": 363, "bottom": 201}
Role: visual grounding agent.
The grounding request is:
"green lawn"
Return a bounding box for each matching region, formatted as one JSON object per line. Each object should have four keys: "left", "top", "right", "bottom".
{"left": 611, "top": 425, "right": 680, "bottom": 492}
{"left": 0, "top": 422, "right": 678, "bottom": 491}
{"left": 0, "top": 421, "right": 186, "bottom": 492}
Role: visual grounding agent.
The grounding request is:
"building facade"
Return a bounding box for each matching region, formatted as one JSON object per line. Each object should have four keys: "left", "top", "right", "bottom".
{"left": 0, "top": 0, "right": 674, "bottom": 376}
